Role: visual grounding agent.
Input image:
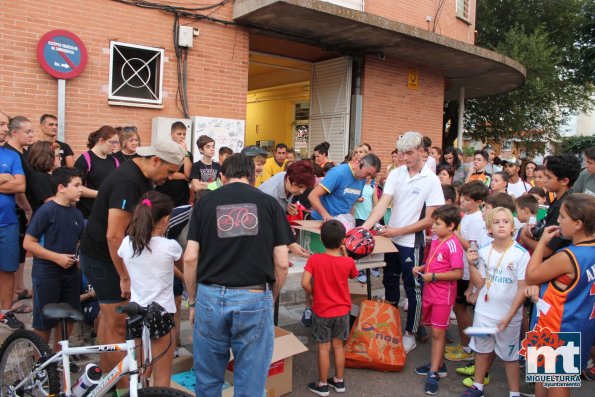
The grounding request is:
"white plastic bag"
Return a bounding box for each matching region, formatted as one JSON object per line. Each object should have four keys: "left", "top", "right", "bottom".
{"left": 334, "top": 213, "right": 355, "bottom": 232}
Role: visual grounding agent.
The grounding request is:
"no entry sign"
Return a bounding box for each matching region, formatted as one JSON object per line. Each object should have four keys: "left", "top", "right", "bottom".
{"left": 37, "top": 30, "right": 88, "bottom": 79}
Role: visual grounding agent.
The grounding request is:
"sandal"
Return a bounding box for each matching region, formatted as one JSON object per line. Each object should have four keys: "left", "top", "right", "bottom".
{"left": 15, "top": 289, "right": 32, "bottom": 301}
{"left": 11, "top": 302, "right": 33, "bottom": 314}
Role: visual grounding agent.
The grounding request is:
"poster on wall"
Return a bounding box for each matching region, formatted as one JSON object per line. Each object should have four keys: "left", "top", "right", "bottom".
{"left": 294, "top": 124, "right": 309, "bottom": 159}
{"left": 191, "top": 116, "right": 245, "bottom": 162}
{"left": 256, "top": 140, "right": 275, "bottom": 155}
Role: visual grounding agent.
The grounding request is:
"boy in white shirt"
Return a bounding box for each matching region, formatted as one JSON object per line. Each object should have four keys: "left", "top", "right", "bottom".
{"left": 448, "top": 181, "right": 488, "bottom": 362}
{"left": 457, "top": 191, "right": 525, "bottom": 384}
{"left": 461, "top": 207, "right": 529, "bottom": 397}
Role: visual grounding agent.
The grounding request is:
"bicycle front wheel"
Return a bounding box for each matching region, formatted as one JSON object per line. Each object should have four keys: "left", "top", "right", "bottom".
{"left": 0, "top": 329, "right": 61, "bottom": 397}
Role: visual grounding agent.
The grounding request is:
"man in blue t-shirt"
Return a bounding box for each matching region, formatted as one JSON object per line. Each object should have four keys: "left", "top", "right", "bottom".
{"left": 300, "top": 154, "right": 381, "bottom": 326}
{"left": 308, "top": 154, "right": 381, "bottom": 221}
{"left": 0, "top": 111, "right": 27, "bottom": 331}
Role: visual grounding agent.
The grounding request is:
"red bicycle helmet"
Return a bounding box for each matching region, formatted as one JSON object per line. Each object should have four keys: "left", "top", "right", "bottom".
{"left": 344, "top": 227, "right": 375, "bottom": 260}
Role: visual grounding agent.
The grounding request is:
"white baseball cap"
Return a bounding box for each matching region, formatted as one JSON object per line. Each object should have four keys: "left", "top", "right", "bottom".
{"left": 136, "top": 139, "right": 185, "bottom": 166}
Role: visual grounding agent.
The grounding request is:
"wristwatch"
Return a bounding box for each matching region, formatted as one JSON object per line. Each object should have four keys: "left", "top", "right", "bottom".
{"left": 431, "top": 273, "right": 437, "bottom": 283}
{"left": 188, "top": 301, "right": 196, "bottom": 308}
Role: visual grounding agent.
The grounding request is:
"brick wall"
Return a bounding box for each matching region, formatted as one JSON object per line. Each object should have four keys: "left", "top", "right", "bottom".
{"left": 366, "top": 0, "right": 476, "bottom": 44}
{"left": 360, "top": 56, "right": 444, "bottom": 168}
{"left": 0, "top": 0, "right": 248, "bottom": 155}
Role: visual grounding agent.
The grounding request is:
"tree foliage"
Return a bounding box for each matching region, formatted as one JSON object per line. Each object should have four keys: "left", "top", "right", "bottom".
{"left": 559, "top": 135, "right": 595, "bottom": 154}
{"left": 443, "top": 0, "right": 594, "bottom": 148}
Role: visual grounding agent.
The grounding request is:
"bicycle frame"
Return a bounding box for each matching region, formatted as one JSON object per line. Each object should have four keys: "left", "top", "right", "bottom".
{"left": 11, "top": 338, "right": 141, "bottom": 397}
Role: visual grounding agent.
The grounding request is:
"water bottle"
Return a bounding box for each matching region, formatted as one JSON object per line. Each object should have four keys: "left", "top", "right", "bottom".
{"left": 469, "top": 240, "right": 480, "bottom": 268}
{"left": 71, "top": 363, "right": 102, "bottom": 397}
{"left": 469, "top": 240, "right": 478, "bottom": 251}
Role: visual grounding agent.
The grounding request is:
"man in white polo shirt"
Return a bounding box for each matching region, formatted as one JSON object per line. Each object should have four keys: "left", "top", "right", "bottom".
{"left": 363, "top": 132, "right": 445, "bottom": 352}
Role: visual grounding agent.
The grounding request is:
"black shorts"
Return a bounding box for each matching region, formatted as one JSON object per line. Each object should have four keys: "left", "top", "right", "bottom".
{"left": 82, "top": 299, "right": 100, "bottom": 325}
{"left": 455, "top": 279, "right": 473, "bottom": 307}
{"left": 32, "top": 271, "right": 81, "bottom": 330}
{"left": 80, "top": 252, "right": 125, "bottom": 304}
{"left": 173, "top": 276, "right": 184, "bottom": 297}
{"left": 312, "top": 313, "right": 350, "bottom": 343}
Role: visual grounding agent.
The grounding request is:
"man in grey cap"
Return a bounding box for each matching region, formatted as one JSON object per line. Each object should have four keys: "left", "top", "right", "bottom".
{"left": 79, "top": 139, "right": 184, "bottom": 382}
{"left": 501, "top": 156, "right": 531, "bottom": 198}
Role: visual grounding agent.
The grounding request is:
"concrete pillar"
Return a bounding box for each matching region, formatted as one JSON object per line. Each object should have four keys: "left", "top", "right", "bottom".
{"left": 457, "top": 87, "right": 465, "bottom": 149}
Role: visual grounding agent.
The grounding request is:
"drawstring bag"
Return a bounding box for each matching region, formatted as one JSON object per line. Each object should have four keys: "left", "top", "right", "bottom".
{"left": 345, "top": 299, "right": 407, "bottom": 371}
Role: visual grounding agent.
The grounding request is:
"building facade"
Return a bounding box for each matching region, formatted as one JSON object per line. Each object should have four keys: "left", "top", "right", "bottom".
{"left": 0, "top": 0, "right": 524, "bottom": 165}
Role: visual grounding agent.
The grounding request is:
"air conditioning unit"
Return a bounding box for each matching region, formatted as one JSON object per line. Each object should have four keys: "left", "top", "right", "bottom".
{"left": 151, "top": 117, "right": 193, "bottom": 149}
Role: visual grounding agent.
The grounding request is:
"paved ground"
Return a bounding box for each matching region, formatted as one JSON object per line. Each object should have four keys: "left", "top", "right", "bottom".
{"left": 2, "top": 262, "right": 594, "bottom": 396}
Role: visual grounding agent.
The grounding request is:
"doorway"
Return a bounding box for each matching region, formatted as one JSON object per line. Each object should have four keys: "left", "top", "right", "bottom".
{"left": 246, "top": 35, "right": 352, "bottom": 163}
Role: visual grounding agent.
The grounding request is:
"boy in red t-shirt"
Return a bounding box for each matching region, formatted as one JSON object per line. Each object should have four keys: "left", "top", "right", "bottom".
{"left": 302, "top": 220, "right": 358, "bottom": 396}
{"left": 413, "top": 205, "right": 464, "bottom": 395}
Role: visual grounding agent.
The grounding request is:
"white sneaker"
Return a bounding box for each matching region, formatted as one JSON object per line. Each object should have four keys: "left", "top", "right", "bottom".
{"left": 403, "top": 333, "right": 417, "bottom": 353}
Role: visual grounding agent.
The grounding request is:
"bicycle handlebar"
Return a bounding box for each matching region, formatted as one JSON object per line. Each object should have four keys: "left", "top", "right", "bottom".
{"left": 116, "top": 302, "right": 145, "bottom": 316}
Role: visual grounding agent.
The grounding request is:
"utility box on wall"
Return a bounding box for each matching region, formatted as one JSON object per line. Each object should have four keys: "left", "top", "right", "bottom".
{"left": 151, "top": 117, "right": 193, "bottom": 149}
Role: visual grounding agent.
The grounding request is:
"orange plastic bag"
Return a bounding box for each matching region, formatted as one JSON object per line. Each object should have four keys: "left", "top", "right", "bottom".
{"left": 345, "top": 299, "right": 407, "bottom": 371}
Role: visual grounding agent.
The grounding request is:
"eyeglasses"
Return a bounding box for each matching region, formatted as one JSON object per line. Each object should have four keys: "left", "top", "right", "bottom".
{"left": 123, "top": 126, "right": 137, "bottom": 132}
{"left": 108, "top": 140, "right": 120, "bottom": 145}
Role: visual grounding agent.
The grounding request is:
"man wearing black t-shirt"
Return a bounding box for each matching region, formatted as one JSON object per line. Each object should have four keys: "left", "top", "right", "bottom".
{"left": 184, "top": 154, "right": 293, "bottom": 397}
{"left": 38, "top": 114, "right": 74, "bottom": 167}
{"left": 79, "top": 139, "right": 184, "bottom": 379}
{"left": 155, "top": 121, "right": 192, "bottom": 206}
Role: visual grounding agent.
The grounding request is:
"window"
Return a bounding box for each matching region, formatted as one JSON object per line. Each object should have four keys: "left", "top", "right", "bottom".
{"left": 456, "top": 0, "right": 470, "bottom": 21}
{"left": 108, "top": 41, "right": 164, "bottom": 105}
{"left": 294, "top": 102, "right": 310, "bottom": 121}
{"left": 321, "top": 1, "right": 364, "bottom": 11}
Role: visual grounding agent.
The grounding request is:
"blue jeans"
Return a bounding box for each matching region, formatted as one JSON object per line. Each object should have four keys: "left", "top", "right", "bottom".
{"left": 193, "top": 284, "right": 274, "bottom": 397}
{"left": 383, "top": 244, "right": 422, "bottom": 333}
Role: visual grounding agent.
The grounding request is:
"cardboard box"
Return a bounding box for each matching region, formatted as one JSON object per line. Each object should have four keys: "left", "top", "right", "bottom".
{"left": 225, "top": 327, "right": 308, "bottom": 396}
{"left": 170, "top": 377, "right": 234, "bottom": 397}
{"left": 348, "top": 280, "right": 368, "bottom": 296}
{"left": 293, "top": 220, "right": 397, "bottom": 258}
{"left": 171, "top": 355, "right": 193, "bottom": 375}
{"left": 170, "top": 356, "right": 236, "bottom": 397}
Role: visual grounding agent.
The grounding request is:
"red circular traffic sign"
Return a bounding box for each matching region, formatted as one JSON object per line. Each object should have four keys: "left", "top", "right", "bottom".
{"left": 36, "top": 30, "right": 88, "bottom": 79}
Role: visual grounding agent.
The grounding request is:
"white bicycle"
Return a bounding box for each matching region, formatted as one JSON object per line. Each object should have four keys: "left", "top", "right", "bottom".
{"left": 0, "top": 302, "right": 191, "bottom": 397}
